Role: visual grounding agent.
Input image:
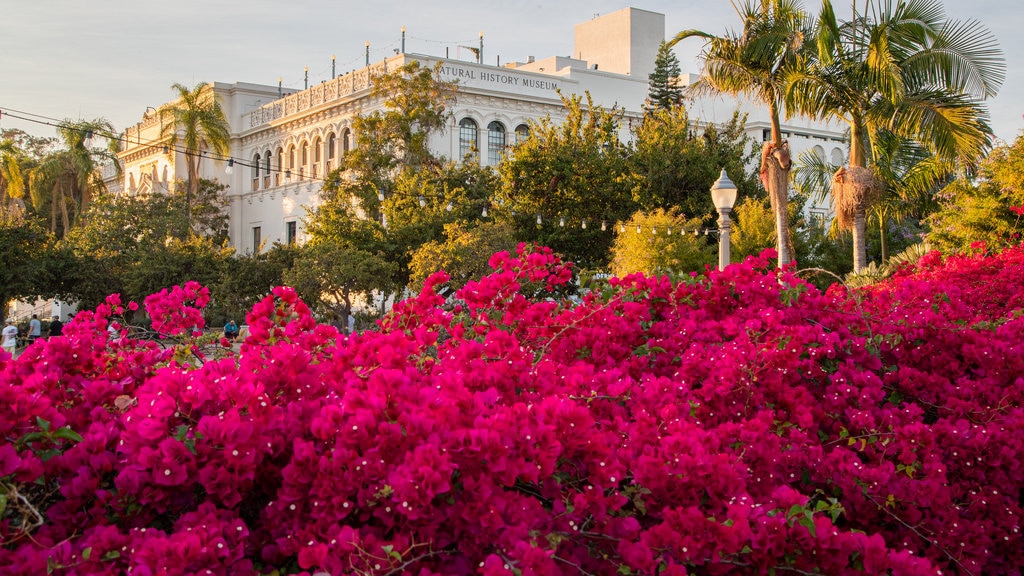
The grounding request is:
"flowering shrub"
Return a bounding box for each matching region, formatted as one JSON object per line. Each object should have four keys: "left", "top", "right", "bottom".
{"left": 2, "top": 242, "right": 1024, "bottom": 575}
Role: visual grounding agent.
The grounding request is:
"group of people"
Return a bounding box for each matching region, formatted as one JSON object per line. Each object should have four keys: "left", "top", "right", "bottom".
{"left": 2, "top": 314, "right": 69, "bottom": 356}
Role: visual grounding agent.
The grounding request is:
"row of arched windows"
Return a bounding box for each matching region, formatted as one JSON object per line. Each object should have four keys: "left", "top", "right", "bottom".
{"left": 250, "top": 128, "right": 353, "bottom": 190}
{"left": 459, "top": 119, "right": 529, "bottom": 165}
{"left": 250, "top": 119, "right": 532, "bottom": 190}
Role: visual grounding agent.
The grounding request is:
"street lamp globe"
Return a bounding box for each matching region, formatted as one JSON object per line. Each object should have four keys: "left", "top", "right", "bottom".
{"left": 710, "top": 169, "right": 738, "bottom": 271}
{"left": 710, "top": 169, "right": 738, "bottom": 212}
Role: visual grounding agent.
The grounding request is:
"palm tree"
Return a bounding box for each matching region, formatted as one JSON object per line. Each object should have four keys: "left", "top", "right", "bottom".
{"left": 672, "top": 0, "right": 810, "bottom": 267}
{"left": 786, "top": 0, "right": 1004, "bottom": 272}
{"left": 1, "top": 140, "right": 28, "bottom": 220}
{"left": 795, "top": 129, "right": 952, "bottom": 262}
{"left": 28, "top": 118, "right": 120, "bottom": 237}
{"left": 160, "top": 82, "right": 231, "bottom": 232}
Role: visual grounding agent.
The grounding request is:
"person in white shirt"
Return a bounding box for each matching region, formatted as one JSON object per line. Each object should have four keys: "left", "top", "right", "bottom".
{"left": 2, "top": 318, "right": 18, "bottom": 355}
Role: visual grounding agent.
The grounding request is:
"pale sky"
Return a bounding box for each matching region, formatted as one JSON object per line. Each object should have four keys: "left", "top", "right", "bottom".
{"left": 1, "top": 0, "right": 1020, "bottom": 144}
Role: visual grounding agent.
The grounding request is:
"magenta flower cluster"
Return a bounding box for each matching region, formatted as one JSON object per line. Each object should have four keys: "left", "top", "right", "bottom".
{"left": 2, "top": 243, "right": 1023, "bottom": 575}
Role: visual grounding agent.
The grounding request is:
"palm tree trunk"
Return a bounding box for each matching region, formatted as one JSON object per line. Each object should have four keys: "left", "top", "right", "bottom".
{"left": 186, "top": 153, "right": 198, "bottom": 234}
{"left": 762, "top": 140, "right": 793, "bottom": 266}
{"left": 879, "top": 217, "right": 888, "bottom": 262}
{"left": 853, "top": 208, "right": 867, "bottom": 272}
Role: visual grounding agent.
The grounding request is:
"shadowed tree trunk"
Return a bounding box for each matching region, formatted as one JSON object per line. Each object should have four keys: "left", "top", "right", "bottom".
{"left": 832, "top": 165, "right": 880, "bottom": 272}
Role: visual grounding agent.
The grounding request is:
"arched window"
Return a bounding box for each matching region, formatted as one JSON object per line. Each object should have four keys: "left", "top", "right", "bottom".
{"left": 300, "top": 141, "right": 309, "bottom": 175}
{"left": 813, "top": 145, "right": 826, "bottom": 162}
{"left": 312, "top": 137, "right": 322, "bottom": 177}
{"left": 459, "top": 118, "right": 479, "bottom": 161}
{"left": 487, "top": 121, "right": 506, "bottom": 165}
{"left": 341, "top": 128, "right": 352, "bottom": 154}
{"left": 252, "top": 153, "right": 261, "bottom": 190}
{"left": 831, "top": 147, "right": 844, "bottom": 167}
{"left": 264, "top": 150, "right": 272, "bottom": 188}
{"left": 276, "top": 147, "right": 285, "bottom": 184}
{"left": 515, "top": 124, "right": 529, "bottom": 144}
{"left": 327, "top": 133, "right": 337, "bottom": 169}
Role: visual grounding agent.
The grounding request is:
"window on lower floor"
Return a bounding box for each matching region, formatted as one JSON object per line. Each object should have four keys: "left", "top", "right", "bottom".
{"left": 459, "top": 118, "right": 479, "bottom": 161}
{"left": 487, "top": 121, "right": 506, "bottom": 165}
{"left": 252, "top": 226, "right": 262, "bottom": 254}
{"left": 286, "top": 221, "right": 297, "bottom": 245}
{"left": 515, "top": 124, "right": 529, "bottom": 144}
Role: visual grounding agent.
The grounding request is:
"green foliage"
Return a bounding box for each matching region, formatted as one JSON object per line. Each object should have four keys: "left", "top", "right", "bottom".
{"left": 496, "top": 93, "right": 636, "bottom": 269}
{"left": 160, "top": 82, "right": 231, "bottom": 231}
{"left": 645, "top": 41, "right": 683, "bottom": 112}
{"left": 0, "top": 128, "right": 56, "bottom": 161}
{"left": 284, "top": 240, "right": 400, "bottom": 328}
{"left": 207, "top": 243, "right": 299, "bottom": 325}
{"left": 787, "top": 0, "right": 1004, "bottom": 270}
{"left": 609, "top": 208, "right": 715, "bottom": 278}
{"left": 731, "top": 196, "right": 777, "bottom": 261}
{"left": 60, "top": 179, "right": 231, "bottom": 308}
{"left": 123, "top": 236, "right": 231, "bottom": 306}
{"left": 27, "top": 118, "right": 120, "bottom": 238}
{"left": 1, "top": 139, "right": 32, "bottom": 221}
{"left": 408, "top": 220, "right": 517, "bottom": 293}
{"left": 927, "top": 134, "right": 1024, "bottom": 254}
{"left": 630, "top": 106, "right": 757, "bottom": 217}
{"left": 0, "top": 220, "right": 54, "bottom": 311}
{"left": 843, "top": 242, "right": 934, "bottom": 288}
{"left": 333, "top": 61, "right": 457, "bottom": 211}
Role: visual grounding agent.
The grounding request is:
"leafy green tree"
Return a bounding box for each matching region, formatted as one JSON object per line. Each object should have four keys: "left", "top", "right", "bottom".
{"left": 496, "top": 93, "right": 636, "bottom": 269}
{"left": 609, "top": 208, "right": 715, "bottom": 278}
{"left": 209, "top": 243, "right": 300, "bottom": 326}
{"left": 927, "top": 134, "right": 1024, "bottom": 253}
{"left": 284, "top": 240, "right": 400, "bottom": 330}
{"left": 333, "top": 61, "right": 457, "bottom": 212}
{"left": 61, "top": 179, "right": 231, "bottom": 307}
{"left": 310, "top": 61, "right": 500, "bottom": 312}
{"left": 0, "top": 140, "right": 30, "bottom": 222}
{"left": 730, "top": 196, "right": 777, "bottom": 261}
{"left": 408, "top": 220, "right": 518, "bottom": 293}
{"left": 380, "top": 161, "right": 499, "bottom": 269}
{"left": 645, "top": 41, "right": 684, "bottom": 112}
{"left": 0, "top": 128, "right": 56, "bottom": 160}
{"left": 630, "top": 106, "right": 758, "bottom": 217}
{"left": 28, "top": 118, "right": 120, "bottom": 238}
{"left": 673, "top": 0, "right": 810, "bottom": 266}
{"left": 786, "top": 0, "right": 1004, "bottom": 271}
{"left": 0, "top": 220, "right": 54, "bottom": 311}
{"left": 160, "top": 82, "right": 231, "bottom": 231}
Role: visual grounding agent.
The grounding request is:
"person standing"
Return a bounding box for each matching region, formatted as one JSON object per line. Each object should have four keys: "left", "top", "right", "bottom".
{"left": 48, "top": 315, "right": 64, "bottom": 337}
{"left": 28, "top": 314, "right": 41, "bottom": 345}
{"left": 2, "top": 318, "right": 18, "bottom": 355}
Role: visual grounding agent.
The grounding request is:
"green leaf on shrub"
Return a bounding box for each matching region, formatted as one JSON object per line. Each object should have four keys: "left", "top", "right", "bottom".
{"left": 52, "top": 427, "right": 83, "bottom": 443}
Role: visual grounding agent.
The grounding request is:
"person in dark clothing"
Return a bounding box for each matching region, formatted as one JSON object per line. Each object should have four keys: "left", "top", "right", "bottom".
{"left": 48, "top": 315, "right": 64, "bottom": 337}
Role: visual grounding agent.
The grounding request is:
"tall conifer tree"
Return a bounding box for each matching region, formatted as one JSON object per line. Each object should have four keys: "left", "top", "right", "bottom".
{"left": 645, "top": 41, "right": 683, "bottom": 113}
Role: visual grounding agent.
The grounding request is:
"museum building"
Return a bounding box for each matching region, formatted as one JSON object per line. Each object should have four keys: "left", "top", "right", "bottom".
{"left": 115, "top": 7, "right": 846, "bottom": 254}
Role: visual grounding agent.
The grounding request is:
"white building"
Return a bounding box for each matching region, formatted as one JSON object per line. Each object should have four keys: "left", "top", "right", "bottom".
{"left": 116, "top": 7, "right": 844, "bottom": 254}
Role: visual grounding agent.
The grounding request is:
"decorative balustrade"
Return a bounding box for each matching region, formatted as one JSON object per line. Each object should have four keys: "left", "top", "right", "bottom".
{"left": 247, "top": 60, "right": 393, "bottom": 129}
